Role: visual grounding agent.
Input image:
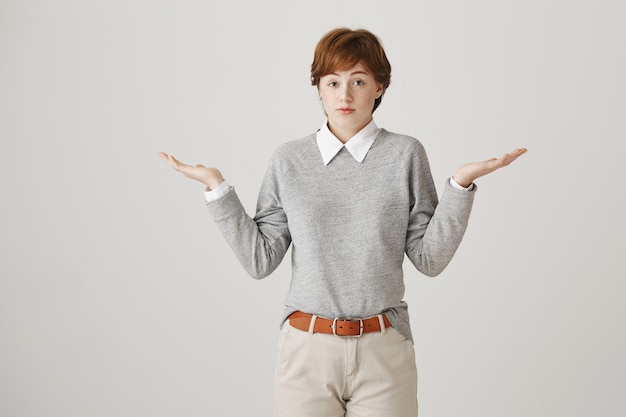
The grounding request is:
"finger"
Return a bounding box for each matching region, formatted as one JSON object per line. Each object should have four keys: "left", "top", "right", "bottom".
{"left": 159, "top": 153, "right": 178, "bottom": 168}
{"left": 159, "top": 152, "right": 172, "bottom": 163}
{"left": 510, "top": 148, "right": 528, "bottom": 158}
{"left": 168, "top": 155, "right": 185, "bottom": 167}
{"left": 163, "top": 154, "right": 179, "bottom": 168}
{"left": 499, "top": 148, "right": 527, "bottom": 166}
{"left": 509, "top": 148, "right": 528, "bottom": 159}
{"left": 498, "top": 154, "right": 516, "bottom": 167}
{"left": 164, "top": 154, "right": 190, "bottom": 172}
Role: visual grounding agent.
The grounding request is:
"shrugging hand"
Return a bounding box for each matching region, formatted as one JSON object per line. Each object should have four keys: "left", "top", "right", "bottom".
{"left": 159, "top": 152, "right": 225, "bottom": 190}
{"left": 453, "top": 148, "right": 528, "bottom": 188}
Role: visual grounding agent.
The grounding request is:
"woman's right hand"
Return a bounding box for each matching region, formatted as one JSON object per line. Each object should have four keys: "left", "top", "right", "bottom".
{"left": 159, "top": 152, "right": 225, "bottom": 190}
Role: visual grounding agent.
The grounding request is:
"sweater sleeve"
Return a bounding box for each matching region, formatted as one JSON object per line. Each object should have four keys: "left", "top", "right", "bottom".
{"left": 205, "top": 157, "right": 292, "bottom": 279}
{"left": 404, "top": 142, "right": 476, "bottom": 277}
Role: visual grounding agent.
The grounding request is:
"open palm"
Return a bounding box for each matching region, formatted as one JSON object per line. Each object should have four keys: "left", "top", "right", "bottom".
{"left": 159, "top": 152, "right": 225, "bottom": 190}
{"left": 453, "top": 148, "right": 527, "bottom": 187}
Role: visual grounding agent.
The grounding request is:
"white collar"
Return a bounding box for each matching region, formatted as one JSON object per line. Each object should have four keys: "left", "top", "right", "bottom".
{"left": 315, "top": 120, "right": 381, "bottom": 165}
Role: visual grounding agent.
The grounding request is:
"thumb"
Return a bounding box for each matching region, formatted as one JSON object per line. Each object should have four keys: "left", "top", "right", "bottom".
{"left": 195, "top": 164, "right": 206, "bottom": 168}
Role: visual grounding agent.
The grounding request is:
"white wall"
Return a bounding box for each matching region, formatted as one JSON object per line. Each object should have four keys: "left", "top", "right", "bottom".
{"left": 1, "top": 1, "right": 624, "bottom": 416}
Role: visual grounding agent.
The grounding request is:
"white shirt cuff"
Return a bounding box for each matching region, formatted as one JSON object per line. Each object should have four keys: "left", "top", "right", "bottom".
{"left": 450, "top": 177, "right": 475, "bottom": 191}
{"left": 204, "top": 180, "right": 230, "bottom": 202}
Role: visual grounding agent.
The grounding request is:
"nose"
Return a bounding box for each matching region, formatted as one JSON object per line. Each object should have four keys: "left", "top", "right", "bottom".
{"left": 339, "top": 84, "right": 352, "bottom": 102}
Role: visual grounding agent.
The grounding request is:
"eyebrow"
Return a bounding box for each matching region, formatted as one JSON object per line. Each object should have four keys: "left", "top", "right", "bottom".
{"left": 327, "top": 70, "right": 370, "bottom": 77}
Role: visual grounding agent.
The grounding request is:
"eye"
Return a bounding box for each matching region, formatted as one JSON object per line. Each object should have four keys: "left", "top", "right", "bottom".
{"left": 353, "top": 80, "right": 364, "bottom": 86}
{"left": 328, "top": 81, "right": 337, "bottom": 87}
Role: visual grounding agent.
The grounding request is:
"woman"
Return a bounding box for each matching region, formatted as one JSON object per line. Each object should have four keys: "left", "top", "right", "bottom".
{"left": 160, "top": 27, "right": 526, "bottom": 417}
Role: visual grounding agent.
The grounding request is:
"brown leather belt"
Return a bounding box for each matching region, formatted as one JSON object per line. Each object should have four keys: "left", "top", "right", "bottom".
{"left": 288, "top": 311, "right": 392, "bottom": 337}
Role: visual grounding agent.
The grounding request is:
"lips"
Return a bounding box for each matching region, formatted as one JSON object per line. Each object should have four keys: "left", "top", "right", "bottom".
{"left": 337, "top": 108, "right": 355, "bottom": 114}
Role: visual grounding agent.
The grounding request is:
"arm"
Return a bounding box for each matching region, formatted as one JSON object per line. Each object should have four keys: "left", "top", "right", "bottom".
{"left": 159, "top": 152, "right": 291, "bottom": 279}
{"left": 405, "top": 146, "right": 527, "bottom": 276}
{"left": 404, "top": 147, "right": 474, "bottom": 277}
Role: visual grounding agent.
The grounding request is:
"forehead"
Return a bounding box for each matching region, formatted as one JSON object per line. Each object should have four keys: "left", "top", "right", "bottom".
{"left": 322, "top": 62, "right": 373, "bottom": 77}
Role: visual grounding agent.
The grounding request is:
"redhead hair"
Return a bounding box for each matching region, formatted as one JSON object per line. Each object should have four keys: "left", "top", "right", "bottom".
{"left": 310, "top": 28, "right": 392, "bottom": 112}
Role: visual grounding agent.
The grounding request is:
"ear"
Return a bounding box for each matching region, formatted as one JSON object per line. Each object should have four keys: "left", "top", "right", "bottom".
{"left": 375, "top": 83, "right": 384, "bottom": 99}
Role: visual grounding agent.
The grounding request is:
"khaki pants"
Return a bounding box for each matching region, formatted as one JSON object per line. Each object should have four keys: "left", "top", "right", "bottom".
{"left": 274, "top": 319, "right": 418, "bottom": 417}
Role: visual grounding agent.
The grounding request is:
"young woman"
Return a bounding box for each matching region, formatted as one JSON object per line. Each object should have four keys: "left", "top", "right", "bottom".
{"left": 160, "top": 27, "right": 526, "bottom": 417}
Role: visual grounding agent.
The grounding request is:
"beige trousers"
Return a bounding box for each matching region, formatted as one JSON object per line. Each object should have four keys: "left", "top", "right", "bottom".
{"left": 274, "top": 319, "right": 418, "bottom": 417}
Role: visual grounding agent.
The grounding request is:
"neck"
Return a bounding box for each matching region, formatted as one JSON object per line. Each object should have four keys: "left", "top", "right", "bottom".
{"left": 328, "top": 118, "right": 372, "bottom": 144}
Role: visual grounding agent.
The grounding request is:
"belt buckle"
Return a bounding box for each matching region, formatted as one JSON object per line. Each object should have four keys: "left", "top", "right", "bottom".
{"left": 332, "top": 318, "right": 364, "bottom": 337}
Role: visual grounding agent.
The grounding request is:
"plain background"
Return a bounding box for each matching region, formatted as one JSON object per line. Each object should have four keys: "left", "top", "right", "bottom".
{"left": 1, "top": 0, "right": 624, "bottom": 416}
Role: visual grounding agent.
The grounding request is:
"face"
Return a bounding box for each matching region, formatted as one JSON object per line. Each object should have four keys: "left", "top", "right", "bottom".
{"left": 318, "top": 62, "right": 383, "bottom": 143}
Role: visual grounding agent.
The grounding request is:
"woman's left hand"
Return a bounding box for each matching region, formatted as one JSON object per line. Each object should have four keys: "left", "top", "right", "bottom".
{"left": 453, "top": 148, "right": 528, "bottom": 188}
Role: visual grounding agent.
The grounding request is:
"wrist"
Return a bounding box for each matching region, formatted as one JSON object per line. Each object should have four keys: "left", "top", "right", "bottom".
{"left": 203, "top": 169, "right": 224, "bottom": 190}
{"left": 452, "top": 175, "right": 473, "bottom": 189}
{"left": 205, "top": 178, "right": 224, "bottom": 190}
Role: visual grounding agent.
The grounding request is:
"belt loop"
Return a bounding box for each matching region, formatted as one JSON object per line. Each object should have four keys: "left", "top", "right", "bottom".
{"left": 308, "top": 315, "right": 318, "bottom": 334}
{"left": 377, "top": 314, "right": 387, "bottom": 335}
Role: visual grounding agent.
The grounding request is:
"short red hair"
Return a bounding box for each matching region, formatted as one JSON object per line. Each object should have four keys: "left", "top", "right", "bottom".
{"left": 311, "top": 28, "right": 392, "bottom": 111}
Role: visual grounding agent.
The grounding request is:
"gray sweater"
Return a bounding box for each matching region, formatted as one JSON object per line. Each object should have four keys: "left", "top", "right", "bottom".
{"left": 206, "top": 129, "right": 475, "bottom": 342}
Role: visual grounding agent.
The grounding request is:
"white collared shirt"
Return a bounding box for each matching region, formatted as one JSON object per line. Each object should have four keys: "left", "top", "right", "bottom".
{"left": 205, "top": 120, "right": 472, "bottom": 201}
{"left": 316, "top": 119, "right": 380, "bottom": 165}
